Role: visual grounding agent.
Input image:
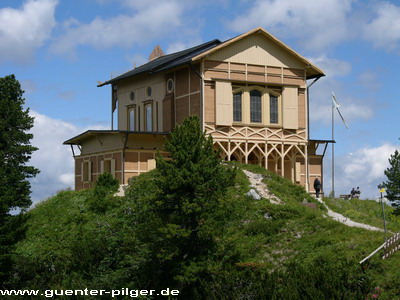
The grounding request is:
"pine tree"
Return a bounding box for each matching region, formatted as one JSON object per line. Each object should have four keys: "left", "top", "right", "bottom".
{"left": 0, "top": 74, "right": 39, "bottom": 285}
{"left": 153, "top": 115, "right": 236, "bottom": 288}
{"left": 383, "top": 149, "right": 400, "bottom": 202}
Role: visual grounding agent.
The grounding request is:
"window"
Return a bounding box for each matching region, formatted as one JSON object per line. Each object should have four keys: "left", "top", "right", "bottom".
{"left": 101, "top": 159, "right": 115, "bottom": 177}
{"left": 104, "top": 160, "right": 111, "bottom": 173}
{"left": 270, "top": 95, "right": 279, "bottom": 124}
{"left": 145, "top": 104, "right": 152, "bottom": 132}
{"left": 167, "top": 79, "right": 174, "bottom": 93}
{"left": 233, "top": 92, "right": 242, "bottom": 122}
{"left": 250, "top": 90, "right": 262, "bottom": 123}
{"left": 82, "top": 161, "right": 91, "bottom": 182}
{"left": 147, "top": 86, "right": 152, "bottom": 98}
{"left": 128, "top": 107, "right": 135, "bottom": 131}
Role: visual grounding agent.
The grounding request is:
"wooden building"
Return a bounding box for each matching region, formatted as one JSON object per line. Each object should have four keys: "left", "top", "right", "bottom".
{"left": 64, "top": 27, "right": 330, "bottom": 194}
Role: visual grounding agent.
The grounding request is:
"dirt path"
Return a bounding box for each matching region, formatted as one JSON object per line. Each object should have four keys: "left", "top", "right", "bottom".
{"left": 243, "top": 170, "right": 281, "bottom": 204}
{"left": 243, "top": 169, "right": 384, "bottom": 231}
{"left": 316, "top": 197, "right": 384, "bottom": 232}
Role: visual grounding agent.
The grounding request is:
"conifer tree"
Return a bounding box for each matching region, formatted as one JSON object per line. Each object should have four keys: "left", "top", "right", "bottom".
{"left": 0, "top": 75, "right": 39, "bottom": 285}
{"left": 154, "top": 115, "right": 235, "bottom": 287}
{"left": 383, "top": 149, "right": 400, "bottom": 202}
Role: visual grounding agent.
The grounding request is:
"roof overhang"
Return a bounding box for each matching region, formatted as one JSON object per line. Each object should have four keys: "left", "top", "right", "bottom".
{"left": 63, "top": 130, "right": 168, "bottom": 145}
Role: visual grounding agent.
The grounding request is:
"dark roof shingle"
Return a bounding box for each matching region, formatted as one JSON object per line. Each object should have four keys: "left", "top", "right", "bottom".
{"left": 98, "top": 39, "right": 221, "bottom": 87}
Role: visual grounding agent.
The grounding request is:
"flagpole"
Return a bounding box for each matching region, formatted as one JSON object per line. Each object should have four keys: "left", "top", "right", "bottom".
{"left": 332, "top": 98, "right": 335, "bottom": 198}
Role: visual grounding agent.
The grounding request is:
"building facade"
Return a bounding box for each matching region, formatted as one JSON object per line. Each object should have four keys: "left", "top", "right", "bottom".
{"left": 64, "top": 27, "right": 330, "bottom": 194}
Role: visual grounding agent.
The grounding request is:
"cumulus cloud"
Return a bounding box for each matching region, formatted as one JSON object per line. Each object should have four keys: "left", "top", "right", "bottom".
{"left": 0, "top": 0, "right": 58, "bottom": 63}
{"left": 334, "top": 143, "right": 399, "bottom": 199}
{"left": 50, "top": 1, "right": 184, "bottom": 56}
{"left": 227, "top": 0, "right": 354, "bottom": 51}
{"left": 364, "top": 2, "right": 400, "bottom": 51}
{"left": 309, "top": 56, "right": 352, "bottom": 78}
{"left": 28, "top": 111, "right": 107, "bottom": 206}
{"left": 29, "top": 111, "right": 79, "bottom": 204}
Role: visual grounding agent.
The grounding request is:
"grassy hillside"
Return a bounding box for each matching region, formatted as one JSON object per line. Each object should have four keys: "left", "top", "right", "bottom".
{"left": 11, "top": 165, "right": 400, "bottom": 299}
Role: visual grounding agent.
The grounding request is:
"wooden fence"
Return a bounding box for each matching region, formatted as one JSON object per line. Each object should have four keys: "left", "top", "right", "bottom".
{"left": 383, "top": 232, "right": 400, "bottom": 259}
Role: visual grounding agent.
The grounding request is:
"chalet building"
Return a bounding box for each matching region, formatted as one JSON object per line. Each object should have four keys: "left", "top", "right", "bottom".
{"left": 64, "top": 27, "right": 331, "bottom": 194}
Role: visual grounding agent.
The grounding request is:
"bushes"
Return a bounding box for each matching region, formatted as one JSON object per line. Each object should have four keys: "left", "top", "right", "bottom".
{"left": 86, "top": 172, "right": 119, "bottom": 213}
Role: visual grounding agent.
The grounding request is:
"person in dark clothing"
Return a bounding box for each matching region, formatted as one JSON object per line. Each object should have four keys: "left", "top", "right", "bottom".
{"left": 313, "top": 177, "right": 322, "bottom": 198}
{"left": 350, "top": 188, "right": 356, "bottom": 198}
{"left": 355, "top": 187, "right": 361, "bottom": 198}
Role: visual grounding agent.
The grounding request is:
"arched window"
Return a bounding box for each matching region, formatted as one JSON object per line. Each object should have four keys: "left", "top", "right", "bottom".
{"left": 250, "top": 90, "right": 262, "bottom": 123}
{"left": 146, "top": 104, "right": 152, "bottom": 132}
{"left": 233, "top": 92, "right": 242, "bottom": 122}
{"left": 129, "top": 108, "right": 135, "bottom": 131}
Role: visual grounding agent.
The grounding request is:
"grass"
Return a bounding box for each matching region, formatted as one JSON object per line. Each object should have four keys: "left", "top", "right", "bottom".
{"left": 324, "top": 197, "right": 400, "bottom": 233}
{"left": 14, "top": 163, "right": 400, "bottom": 298}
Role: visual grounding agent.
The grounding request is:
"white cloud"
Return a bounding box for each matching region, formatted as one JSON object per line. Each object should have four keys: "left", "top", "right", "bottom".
{"left": 364, "top": 2, "right": 400, "bottom": 51}
{"left": 0, "top": 0, "right": 58, "bottom": 63}
{"left": 29, "top": 111, "right": 78, "bottom": 204}
{"left": 309, "top": 83, "right": 374, "bottom": 125}
{"left": 334, "top": 143, "right": 399, "bottom": 199}
{"left": 227, "top": 0, "right": 354, "bottom": 51}
{"left": 309, "top": 56, "right": 351, "bottom": 78}
{"left": 28, "top": 111, "right": 107, "bottom": 205}
{"left": 50, "top": 1, "right": 183, "bottom": 56}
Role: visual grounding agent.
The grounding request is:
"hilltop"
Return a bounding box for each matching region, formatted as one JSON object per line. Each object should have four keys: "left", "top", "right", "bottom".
{"left": 10, "top": 163, "right": 400, "bottom": 299}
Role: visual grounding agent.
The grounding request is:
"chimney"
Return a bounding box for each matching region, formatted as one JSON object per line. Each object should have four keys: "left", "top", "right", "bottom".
{"left": 149, "top": 45, "right": 165, "bottom": 61}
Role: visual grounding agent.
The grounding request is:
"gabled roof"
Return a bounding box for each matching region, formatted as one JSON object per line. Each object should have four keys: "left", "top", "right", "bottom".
{"left": 98, "top": 39, "right": 221, "bottom": 87}
{"left": 99, "top": 27, "right": 325, "bottom": 87}
{"left": 191, "top": 27, "right": 324, "bottom": 79}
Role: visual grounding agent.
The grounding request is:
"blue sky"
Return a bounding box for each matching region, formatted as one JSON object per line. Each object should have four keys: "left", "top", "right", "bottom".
{"left": 1, "top": 0, "right": 399, "bottom": 204}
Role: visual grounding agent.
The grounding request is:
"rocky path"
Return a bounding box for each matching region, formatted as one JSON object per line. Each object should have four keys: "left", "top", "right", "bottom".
{"left": 243, "top": 170, "right": 281, "bottom": 204}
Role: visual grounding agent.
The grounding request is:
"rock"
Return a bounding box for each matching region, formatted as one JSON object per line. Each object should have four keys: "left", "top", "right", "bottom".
{"left": 254, "top": 174, "right": 263, "bottom": 180}
{"left": 264, "top": 213, "right": 272, "bottom": 220}
{"left": 246, "top": 189, "right": 261, "bottom": 200}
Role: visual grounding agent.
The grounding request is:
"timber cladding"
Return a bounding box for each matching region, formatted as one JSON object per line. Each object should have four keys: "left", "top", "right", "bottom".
{"left": 175, "top": 96, "right": 189, "bottom": 124}
{"left": 175, "top": 67, "right": 189, "bottom": 97}
{"left": 190, "top": 65, "right": 201, "bottom": 93}
{"left": 74, "top": 151, "right": 123, "bottom": 191}
{"left": 162, "top": 93, "right": 174, "bottom": 132}
{"left": 204, "top": 82, "right": 215, "bottom": 123}
{"left": 298, "top": 89, "right": 306, "bottom": 129}
{"left": 190, "top": 92, "right": 201, "bottom": 116}
{"left": 204, "top": 59, "right": 305, "bottom": 87}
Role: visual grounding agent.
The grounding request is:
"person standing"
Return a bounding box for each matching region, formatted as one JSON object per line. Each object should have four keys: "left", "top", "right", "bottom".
{"left": 314, "top": 177, "right": 322, "bottom": 198}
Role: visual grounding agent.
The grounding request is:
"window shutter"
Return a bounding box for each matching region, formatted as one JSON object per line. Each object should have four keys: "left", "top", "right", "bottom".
{"left": 81, "top": 162, "right": 84, "bottom": 182}
{"left": 147, "top": 158, "right": 156, "bottom": 171}
{"left": 215, "top": 81, "right": 233, "bottom": 126}
{"left": 296, "top": 161, "right": 301, "bottom": 183}
{"left": 282, "top": 86, "right": 298, "bottom": 129}
{"left": 100, "top": 160, "right": 104, "bottom": 174}
{"left": 88, "top": 161, "right": 92, "bottom": 182}
{"left": 111, "top": 159, "right": 116, "bottom": 177}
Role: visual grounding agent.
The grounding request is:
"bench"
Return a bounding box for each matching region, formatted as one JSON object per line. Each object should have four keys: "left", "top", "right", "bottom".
{"left": 340, "top": 194, "right": 351, "bottom": 200}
